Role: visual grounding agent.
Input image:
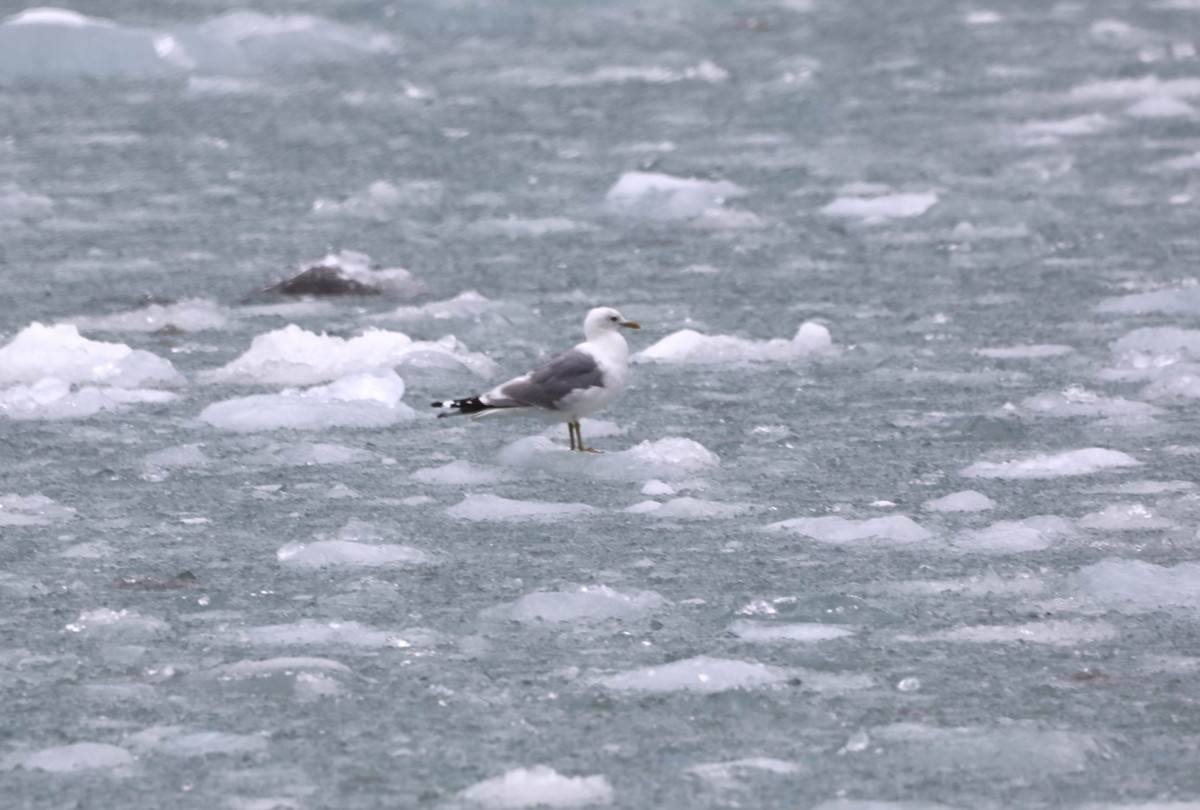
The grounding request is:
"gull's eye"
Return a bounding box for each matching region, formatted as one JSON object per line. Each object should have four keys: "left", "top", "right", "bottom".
{"left": 610, "top": 315, "right": 619, "bottom": 321}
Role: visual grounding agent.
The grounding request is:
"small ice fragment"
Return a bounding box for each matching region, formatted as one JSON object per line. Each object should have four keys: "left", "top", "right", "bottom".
{"left": 459, "top": 765, "right": 613, "bottom": 808}
{"left": 837, "top": 729, "right": 871, "bottom": 755}
{"left": 897, "top": 677, "right": 921, "bottom": 692}
{"left": 923, "top": 490, "right": 996, "bottom": 513}
{"left": 961, "top": 448, "right": 1140, "bottom": 479}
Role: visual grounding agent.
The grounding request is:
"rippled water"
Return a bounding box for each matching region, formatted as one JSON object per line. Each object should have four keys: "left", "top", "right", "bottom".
{"left": 4, "top": 1, "right": 1200, "bottom": 808}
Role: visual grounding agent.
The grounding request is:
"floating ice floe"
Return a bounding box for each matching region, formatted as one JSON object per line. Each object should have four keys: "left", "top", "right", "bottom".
{"left": 67, "top": 298, "right": 230, "bottom": 333}
{"left": 203, "top": 325, "right": 494, "bottom": 385}
{"left": 591, "top": 655, "right": 793, "bottom": 694}
{"left": 200, "top": 370, "right": 416, "bottom": 432}
{"left": 884, "top": 569, "right": 1044, "bottom": 598}
{"left": 922, "top": 490, "right": 996, "bottom": 513}
{"left": 1112, "top": 326, "right": 1200, "bottom": 356}
{"left": 0, "top": 493, "right": 75, "bottom": 526}
{"left": 603, "top": 171, "right": 747, "bottom": 221}
{"left": 411, "top": 460, "right": 508, "bottom": 486}
{"left": 634, "top": 322, "right": 832, "bottom": 365}
{"left": 728, "top": 620, "right": 854, "bottom": 643}
{"left": 625, "top": 497, "right": 751, "bottom": 519}
{"left": 961, "top": 448, "right": 1141, "bottom": 479}
{"left": 0, "top": 323, "right": 180, "bottom": 387}
{"left": 1099, "top": 285, "right": 1200, "bottom": 315}
{"left": 1069, "top": 76, "right": 1200, "bottom": 101}
{"left": 143, "top": 444, "right": 212, "bottom": 471}
{"left": 482, "top": 585, "right": 666, "bottom": 624}
{"left": 1066, "top": 558, "right": 1200, "bottom": 612}
{"left": 277, "top": 539, "right": 429, "bottom": 568}
{"left": 379, "top": 291, "right": 501, "bottom": 322}
{"left": 497, "top": 436, "right": 719, "bottom": 481}
{"left": 763, "top": 515, "right": 933, "bottom": 545}
{"left": 950, "top": 516, "right": 1073, "bottom": 554}
{"left": 312, "top": 181, "right": 438, "bottom": 220}
{"left": 820, "top": 188, "right": 937, "bottom": 223}
{"left": 869, "top": 722, "right": 1101, "bottom": 776}
{"left": 0, "top": 742, "right": 135, "bottom": 773}
{"left": 195, "top": 618, "right": 416, "bottom": 648}
{"left": 974, "top": 344, "right": 1074, "bottom": 359}
{"left": 204, "top": 656, "right": 352, "bottom": 680}
{"left": 899, "top": 619, "right": 1118, "bottom": 646}
{"left": 125, "top": 726, "right": 268, "bottom": 757}
{"left": 469, "top": 217, "right": 595, "bottom": 237}
{"left": 0, "top": 377, "right": 178, "bottom": 421}
{"left": 459, "top": 765, "right": 613, "bottom": 809}
{"left": 64, "top": 608, "right": 170, "bottom": 637}
{"left": 0, "top": 8, "right": 394, "bottom": 77}
{"left": 1017, "top": 386, "right": 1162, "bottom": 421}
{"left": 1078, "top": 503, "right": 1173, "bottom": 531}
{"left": 445, "top": 493, "right": 598, "bottom": 522}
{"left": 686, "top": 758, "right": 798, "bottom": 790}
{"left": 253, "top": 250, "right": 424, "bottom": 298}
{"left": 240, "top": 442, "right": 375, "bottom": 466}
{"left": 506, "top": 60, "right": 728, "bottom": 88}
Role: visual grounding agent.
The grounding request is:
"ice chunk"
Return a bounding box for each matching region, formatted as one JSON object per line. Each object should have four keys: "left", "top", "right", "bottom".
{"left": 764, "top": 515, "right": 933, "bottom": 545}
{"left": 628, "top": 497, "right": 751, "bottom": 519}
{"left": 0, "top": 377, "right": 178, "bottom": 420}
{"left": 241, "top": 443, "right": 375, "bottom": 466}
{"left": 381, "top": 291, "right": 500, "bottom": 322}
{"left": 498, "top": 436, "right": 719, "bottom": 481}
{"left": 641, "top": 479, "right": 676, "bottom": 496}
{"left": 961, "top": 448, "right": 1141, "bottom": 479}
{"left": 312, "top": 182, "right": 435, "bottom": 220}
{"left": 0, "top": 493, "right": 75, "bottom": 526}
{"left": 904, "top": 619, "right": 1118, "bottom": 645}
{"left": 975, "top": 344, "right": 1074, "bottom": 359}
{"left": 0, "top": 323, "right": 179, "bottom": 387}
{"left": 143, "top": 444, "right": 211, "bottom": 470}
{"left": 253, "top": 250, "right": 423, "bottom": 298}
{"left": 592, "top": 656, "right": 793, "bottom": 694}
{"left": 1070, "top": 76, "right": 1200, "bottom": 101}
{"left": 277, "top": 540, "right": 429, "bottom": 568}
{"left": 202, "top": 324, "right": 493, "bottom": 385}
{"left": 470, "top": 217, "right": 593, "bottom": 237}
{"left": 200, "top": 370, "right": 416, "bottom": 432}
{"left": 459, "top": 765, "right": 613, "bottom": 808}
{"left": 922, "top": 490, "right": 996, "bottom": 513}
{"left": 686, "top": 758, "right": 798, "bottom": 790}
{"left": 64, "top": 608, "right": 169, "bottom": 637}
{"left": 1067, "top": 558, "right": 1200, "bottom": 612}
{"left": 1112, "top": 327, "right": 1200, "bottom": 356}
{"left": 952, "top": 516, "right": 1073, "bottom": 553}
{"left": 1100, "top": 285, "right": 1200, "bottom": 315}
{"left": 820, "top": 191, "right": 937, "bottom": 222}
{"left": 68, "top": 298, "right": 229, "bottom": 332}
{"left": 189, "top": 11, "right": 393, "bottom": 64}
{"left": 870, "top": 722, "right": 1100, "bottom": 775}
{"left": 482, "top": 585, "right": 666, "bottom": 624}
{"left": 1079, "top": 503, "right": 1173, "bottom": 531}
{"left": 728, "top": 621, "right": 854, "bottom": 642}
{"left": 604, "top": 171, "right": 746, "bottom": 220}
{"left": 0, "top": 742, "right": 134, "bottom": 772}
{"left": 411, "top": 460, "right": 507, "bottom": 486}
{"left": 196, "top": 618, "right": 414, "bottom": 647}
{"left": 205, "top": 657, "right": 352, "bottom": 679}
{"left": 1018, "top": 386, "right": 1161, "bottom": 420}
{"left": 635, "top": 322, "right": 832, "bottom": 365}
{"left": 0, "top": 9, "right": 175, "bottom": 78}
{"left": 126, "top": 726, "right": 267, "bottom": 757}
{"left": 445, "top": 494, "right": 598, "bottom": 522}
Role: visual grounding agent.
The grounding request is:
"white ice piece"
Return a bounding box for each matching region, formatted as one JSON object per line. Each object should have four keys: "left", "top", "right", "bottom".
{"left": 634, "top": 322, "right": 832, "bottom": 365}
{"left": 961, "top": 448, "right": 1141, "bottom": 479}
{"left": 445, "top": 494, "right": 597, "bottom": 522}
{"left": 764, "top": 515, "right": 933, "bottom": 544}
{"left": 0, "top": 323, "right": 179, "bottom": 387}
{"left": 922, "top": 490, "right": 997, "bottom": 513}
{"left": 459, "top": 765, "right": 613, "bottom": 808}
{"left": 591, "top": 656, "right": 793, "bottom": 694}
{"left": 604, "top": 171, "right": 746, "bottom": 220}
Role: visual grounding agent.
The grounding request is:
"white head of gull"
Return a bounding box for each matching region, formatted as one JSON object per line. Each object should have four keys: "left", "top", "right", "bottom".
{"left": 432, "top": 306, "right": 641, "bottom": 452}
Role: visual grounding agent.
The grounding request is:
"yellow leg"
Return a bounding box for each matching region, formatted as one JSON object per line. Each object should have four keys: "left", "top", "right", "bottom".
{"left": 567, "top": 421, "right": 578, "bottom": 451}
{"left": 578, "top": 421, "right": 603, "bottom": 454}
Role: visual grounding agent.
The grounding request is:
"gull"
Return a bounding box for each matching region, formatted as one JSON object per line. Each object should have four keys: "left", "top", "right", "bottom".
{"left": 432, "top": 306, "right": 641, "bottom": 452}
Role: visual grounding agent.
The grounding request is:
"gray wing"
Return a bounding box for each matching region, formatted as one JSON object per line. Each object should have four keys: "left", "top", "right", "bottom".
{"left": 491, "top": 348, "right": 604, "bottom": 410}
